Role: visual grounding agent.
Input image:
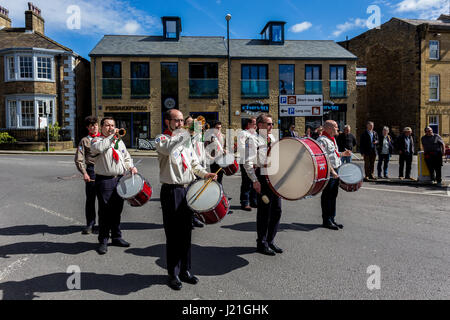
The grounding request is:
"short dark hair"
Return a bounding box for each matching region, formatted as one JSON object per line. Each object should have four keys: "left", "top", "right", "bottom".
{"left": 213, "top": 121, "right": 222, "bottom": 128}
{"left": 256, "top": 113, "right": 273, "bottom": 126}
{"left": 84, "top": 116, "right": 98, "bottom": 127}
{"left": 242, "top": 117, "right": 255, "bottom": 129}
{"left": 100, "top": 117, "right": 115, "bottom": 127}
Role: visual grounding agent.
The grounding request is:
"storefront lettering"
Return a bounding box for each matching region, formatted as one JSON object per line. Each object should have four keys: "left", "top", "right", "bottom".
{"left": 104, "top": 106, "right": 148, "bottom": 112}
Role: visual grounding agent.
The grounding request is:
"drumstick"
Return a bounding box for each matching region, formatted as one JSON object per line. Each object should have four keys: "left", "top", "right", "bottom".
{"left": 192, "top": 168, "right": 222, "bottom": 202}
{"left": 346, "top": 149, "right": 361, "bottom": 160}
{"left": 192, "top": 167, "right": 223, "bottom": 198}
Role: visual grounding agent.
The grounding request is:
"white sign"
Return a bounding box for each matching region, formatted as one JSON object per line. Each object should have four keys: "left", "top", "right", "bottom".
{"left": 356, "top": 68, "right": 367, "bottom": 86}
{"left": 39, "top": 117, "right": 48, "bottom": 128}
{"left": 279, "top": 94, "right": 323, "bottom": 106}
{"left": 280, "top": 105, "right": 323, "bottom": 117}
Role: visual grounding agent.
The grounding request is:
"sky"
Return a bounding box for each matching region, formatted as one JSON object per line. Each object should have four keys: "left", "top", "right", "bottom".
{"left": 1, "top": 0, "right": 449, "bottom": 59}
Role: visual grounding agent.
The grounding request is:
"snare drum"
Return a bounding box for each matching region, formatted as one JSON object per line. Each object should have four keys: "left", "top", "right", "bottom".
{"left": 215, "top": 153, "right": 239, "bottom": 176}
{"left": 186, "top": 179, "right": 229, "bottom": 224}
{"left": 338, "top": 163, "right": 364, "bottom": 192}
{"left": 265, "top": 138, "right": 330, "bottom": 200}
{"left": 116, "top": 173, "right": 152, "bottom": 207}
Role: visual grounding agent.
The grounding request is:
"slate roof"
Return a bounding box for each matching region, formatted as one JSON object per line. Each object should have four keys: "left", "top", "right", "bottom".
{"left": 0, "top": 28, "right": 72, "bottom": 52}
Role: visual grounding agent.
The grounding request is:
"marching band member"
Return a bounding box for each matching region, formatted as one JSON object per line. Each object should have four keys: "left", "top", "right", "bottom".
{"left": 317, "top": 120, "right": 352, "bottom": 230}
{"left": 239, "top": 117, "right": 258, "bottom": 211}
{"left": 91, "top": 117, "right": 138, "bottom": 254}
{"left": 74, "top": 116, "right": 100, "bottom": 234}
{"left": 155, "top": 110, "right": 216, "bottom": 291}
{"left": 243, "top": 113, "right": 283, "bottom": 256}
{"left": 208, "top": 121, "right": 226, "bottom": 184}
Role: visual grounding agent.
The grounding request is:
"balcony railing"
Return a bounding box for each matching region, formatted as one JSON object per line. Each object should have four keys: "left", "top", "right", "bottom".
{"left": 189, "top": 79, "right": 219, "bottom": 98}
{"left": 329, "top": 80, "right": 347, "bottom": 98}
{"left": 304, "top": 80, "right": 323, "bottom": 94}
{"left": 241, "top": 79, "right": 269, "bottom": 98}
{"left": 102, "top": 78, "right": 122, "bottom": 99}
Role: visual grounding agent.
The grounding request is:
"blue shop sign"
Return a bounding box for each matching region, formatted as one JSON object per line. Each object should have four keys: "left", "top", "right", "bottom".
{"left": 241, "top": 104, "right": 270, "bottom": 112}
{"left": 323, "top": 104, "right": 347, "bottom": 112}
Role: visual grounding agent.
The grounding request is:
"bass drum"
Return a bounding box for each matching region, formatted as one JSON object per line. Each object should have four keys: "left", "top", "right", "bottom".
{"left": 265, "top": 137, "right": 330, "bottom": 200}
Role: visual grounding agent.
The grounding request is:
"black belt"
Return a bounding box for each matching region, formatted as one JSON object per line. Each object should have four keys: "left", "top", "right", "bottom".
{"left": 162, "top": 183, "right": 189, "bottom": 188}
{"left": 96, "top": 174, "right": 122, "bottom": 180}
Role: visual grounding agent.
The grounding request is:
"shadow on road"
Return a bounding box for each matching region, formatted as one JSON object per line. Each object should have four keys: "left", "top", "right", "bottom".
{"left": 0, "top": 241, "right": 97, "bottom": 258}
{"left": 125, "top": 243, "right": 254, "bottom": 276}
{"left": 221, "top": 222, "right": 322, "bottom": 232}
{"left": 0, "top": 222, "right": 163, "bottom": 236}
{"left": 0, "top": 272, "right": 167, "bottom": 300}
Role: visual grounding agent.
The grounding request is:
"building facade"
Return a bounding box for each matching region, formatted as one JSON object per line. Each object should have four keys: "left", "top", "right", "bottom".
{"left": 0, "top": 3, "right": 90, "bottom": 144}
{"left": 90, "top": 17, "right": 357, "bottom": 146}
{"left": 339, "top": 15, "right": 450, "bottom": 148}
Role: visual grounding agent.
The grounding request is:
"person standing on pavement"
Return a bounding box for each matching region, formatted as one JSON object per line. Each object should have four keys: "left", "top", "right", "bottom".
{"left": 286, "top": 124, "right": 299, "bottom": 138}
{"left": 360, "top": 121, "right": 379, "bottom": 181}
{"left": 74, "top": 116, "right": 100, "bottom": 235}
{"left": 396, "top": 127, "right": 415, "bottom": 180}
{"left": 239, "top": 117, "right": 258, "bottom": 211}
{"left": 421, "top": 127, "right": 445, "bottom": 186}
{"left": 336, "top": 125, "right": 357, "bottom": 164}
{"left": 377, "top": 126, "right": 394, "bottom": 179}
{"left": 91, "top": 117, "right": 138, "bottom": 255}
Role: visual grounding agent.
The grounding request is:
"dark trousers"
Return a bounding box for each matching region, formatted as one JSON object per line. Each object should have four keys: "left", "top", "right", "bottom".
{"left": 85, "top": 165, "right": 97, "bottom": 227}
{"left": 377, "top": 154, "right": 390, "bottom": 177}
{"left": 160, "top": 184, "right": 193, "bottom": 277}
{"left": 424, "top": 152, "right": 443, "bottom": 183}
{"left": 399, "top": 153, "right": 413, "bottom": 178}
{"left": 210, "top": 163, "right": 224, "bottom": 184}
{"left": 240, "top": 168, "right": 257, "bottom": 207}
{"left": 363, "top": 152, "right": 377, "bottom": 178}
{"left": 256, "top": 169, "right": 282, "bottom": 247}
{"left": 321, "top": 176, "right": 340, "bottom": 223}
{"left": 95, "top": 175, "right": 124, "bottom": 244}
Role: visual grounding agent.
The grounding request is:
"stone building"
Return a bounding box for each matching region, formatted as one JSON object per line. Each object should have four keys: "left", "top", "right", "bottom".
{"left": 339, "top": 15, "right": 450, "bottom": 148}
{"left": 89, "top": 17, "right": 357, "bottom": 146}
{"left": 0, "top": 3, "right": 90, "bottom": 144}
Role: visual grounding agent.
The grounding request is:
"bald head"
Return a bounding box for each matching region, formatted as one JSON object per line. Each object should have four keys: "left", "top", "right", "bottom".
{"left": 323, "top": 120, "right": 338, "bottom": 137}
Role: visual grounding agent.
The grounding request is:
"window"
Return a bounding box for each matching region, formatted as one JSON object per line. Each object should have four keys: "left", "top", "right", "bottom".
{"left": 38, "top": 99, "right": 54, "bottom": 124}
{"left": 102, "top": 62, "right": 122, "bottom": 99}
{"left": 305, "top": 65, "right": 322, "bottom": 94}
{"left": 241, "top": 64, "right": 269, "bottom": 98}
{"left": 429, "top": 40, "right": 439, "bottom": 60}
{"left": 428, "top": 115, "right": 439, "bottom": 134}
{"left": 37, "top": 56, "right": 52, "bottom": 80}
{"left": 165, "top": 20, "right": 177, "bottom": 39}
{"left": 21, "top": 100, "right": 35, "bottom": 127}
{"left": 330, "top": 65, "right": 347, "bottom": 98}
{"left": 272, "top": 25, "right": 282, "bottom": 42}
{"left": 7, "top": 56, "right": 15, "bottom": 80}
{"left": 429, "top": 75, "right": 439, "bottom": 101}
{"left": 19, "top": 56, "right": 33, "bottom": 79}
{"left": 279, "top": 65, "right": 294, "bottom": 95}
{"left": 130, "top": 62, "right": 150, "bottom": 98}
{"left": 8, "top": 100, "right": 17, "bottom": 128}
{"left": 161, "top": 62, "right": 178, "bottom": 112}
{"left": 189, "top": 63, "right": 219, "bottom": 98}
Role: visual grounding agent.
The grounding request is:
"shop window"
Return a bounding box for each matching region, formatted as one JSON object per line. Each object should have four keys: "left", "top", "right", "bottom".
{"left": 131, "top": 62, "right": 150, "bottom": 98}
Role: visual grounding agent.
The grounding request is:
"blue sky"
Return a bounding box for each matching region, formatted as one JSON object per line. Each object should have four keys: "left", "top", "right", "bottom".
{"left": 2, "top": 0, "right": 449, "bottom": 59}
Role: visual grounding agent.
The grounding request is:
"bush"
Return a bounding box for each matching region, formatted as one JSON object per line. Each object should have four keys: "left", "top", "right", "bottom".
{"left": 49, "top": 122, "right": 61, "bottom": 142}
{"left": 0, "top": 132, "right": 16, "bottom": 144}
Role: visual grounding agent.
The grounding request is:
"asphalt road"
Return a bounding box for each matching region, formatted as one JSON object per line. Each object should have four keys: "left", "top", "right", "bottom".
{"left": 0, "top": 155, "right": 449, "bottom": 300}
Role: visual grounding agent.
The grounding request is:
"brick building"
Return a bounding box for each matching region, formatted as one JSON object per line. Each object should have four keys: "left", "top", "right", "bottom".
{"left": 339, "top": 15, "right": 450, "bottom": 148}
{"left": 89, "top": 17, "right": 357, "bottom": 147}
{"left": 0, "top": 3, "right": 90, "bottom": 144}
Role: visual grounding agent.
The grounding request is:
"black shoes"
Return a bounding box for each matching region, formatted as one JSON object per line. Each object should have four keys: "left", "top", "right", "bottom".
{"left": 331, "top": 220, "right": 344, "bottom": 229}
{"left": 97, "top": 242, "right": 108, "bottom": 255}
{"left": 257, "top": 245, "right": 276, "bottom": 256}
{"left": 82, "top": 225, "right": 93, "bottom": 235}
{"left": 322, "top": 221, "right": 339, "bottom": 230}
{"left": 269, "top": 243, "right": 283, "bottom": 253}
{"left": 241, "top": 205, "right": 252, "bottom": 211}
{"left": 168, "top": 275, "right": 182, "bottom": 290}
{"left": 179, "top": 271, "right": 199, "bottom": 285}
{"left": 111, "top": 238, "right": 130, "bottom": 247}
{"left": 192, "top": 216, "right": 204, "bottom": 228}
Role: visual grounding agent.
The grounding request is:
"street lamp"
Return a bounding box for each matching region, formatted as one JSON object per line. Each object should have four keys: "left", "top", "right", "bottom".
{"left": 226, "top": 14, "right": 231, "bottom": 129}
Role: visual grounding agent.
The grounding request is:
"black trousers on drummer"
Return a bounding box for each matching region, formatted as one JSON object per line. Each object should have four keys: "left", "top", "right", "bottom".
{"left": 321, "top": 176, "right": 340, "bottom": 223}
{"left": 256, "top": 169, "right": 282, "bottom": 248}
{"left": 210, "top": 163, "right": 224, "bottom": 184}
{"left": 240, "top": 168, "right": 258, "bottom": 207}
{"left": 160, "top": 184, "right": 193, "bottom": 277}
{"left": 95, "top": 175, "right": 124, "bottom": 244}
{"left": 85, "top": 164, "right": 97, "bottom": 227}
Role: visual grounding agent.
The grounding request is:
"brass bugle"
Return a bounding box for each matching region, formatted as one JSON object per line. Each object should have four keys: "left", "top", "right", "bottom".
{"left": 118, "top": 128, "right": 126, "bottom": 136}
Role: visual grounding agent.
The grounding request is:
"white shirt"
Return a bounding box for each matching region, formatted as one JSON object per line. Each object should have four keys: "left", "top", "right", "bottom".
{"left": 91, "top": 134, "right": 133, "bottom": 176}
{"left": 243, "top": 133, "right": 276, "bottom": 182}
{"left": 317, "top": 135, "right": 342, "bottom": 169}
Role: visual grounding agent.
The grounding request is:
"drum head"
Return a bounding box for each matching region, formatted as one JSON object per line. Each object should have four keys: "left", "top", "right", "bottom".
{"left": 266, "top": 138, "right": 316, "bottom": 200}
{"left": 116, "top": 174, "right": 144, "bottom": 198}
{"left": 339, "top": 163, "right": 363, "bottom": 184}
{"left": 186, "top": 180, "right": 222, "bottom": 212}
{"left": 216, "top": 154, "right": 235, "bottom": 167}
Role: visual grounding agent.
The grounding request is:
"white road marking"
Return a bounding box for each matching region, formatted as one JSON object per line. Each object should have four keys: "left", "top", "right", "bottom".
{"left": 361, "top": 186, "right": 450, "bottom": 198}
{"left": 24, "top": 203, "right": 83, "bottom": 225}
{"left": 0, "top": 257, "right": 29, "bottom": 281}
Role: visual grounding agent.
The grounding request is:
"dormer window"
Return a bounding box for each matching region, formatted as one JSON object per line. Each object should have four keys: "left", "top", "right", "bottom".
{"left": 260, "top": 21, "right": 286, "bottom": 44}
{"left": 162, "top": 17, "right": 181, "bottom": 41}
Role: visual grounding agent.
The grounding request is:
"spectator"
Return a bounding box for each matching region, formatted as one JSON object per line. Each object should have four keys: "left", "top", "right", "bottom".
{"left": 360, "top": 121, "right": 379, "bottom": 181}
{"left": 311, "top": 126, "right": 323, "bottom": 140}
{"left": 396, "top": 127, "right": 415, "bottom": 180}
{"left": 376, "top": 126, "right": 394, "bottom": 178}
{"left": 286, "top": 124, "right": 299, "bottom": 138}
{"left": 304, "top": 127, "right": 312, "bottom": 138}
{"left": 336, "top": 125, "right": 357, "bottom": 163}
{"left": 421, "top": 127, "right": 445, "bottom": 186}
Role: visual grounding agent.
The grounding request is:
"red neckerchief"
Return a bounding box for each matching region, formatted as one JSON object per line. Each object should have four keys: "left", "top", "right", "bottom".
{"left": 100, "top": 133, "right": 119, "bottom": 163}
{"left": 322, "top": 131, "right": 340, "bottom": 158}
{"left": 163, "top": 129, "right": 187, "bottom": 171}
{"left": 89, "top": 132, "right": 101, "bottom": 138}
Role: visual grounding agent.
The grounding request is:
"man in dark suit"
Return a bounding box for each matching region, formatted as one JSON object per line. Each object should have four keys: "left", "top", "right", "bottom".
{"left": 360, "top": 121, "right": 379, "bottom": 181}
{"left": 285, "top": 124, "right": 299, "bottom": 138}
{"left": 396, "top": 127, "right": 415, "bottom": 180}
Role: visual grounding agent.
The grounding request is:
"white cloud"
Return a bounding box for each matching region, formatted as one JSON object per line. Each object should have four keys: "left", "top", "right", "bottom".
{"left": 332, "top": 18, "right": 367, "bottom": 37}
{"left": 394, "top": 0, "right": 449, "bottom": 19}
{"left": 2, "top": 0, "right": 160, "bottom": 35}
{"left": 289, "top": 22, "right": 312, "bottom": 33}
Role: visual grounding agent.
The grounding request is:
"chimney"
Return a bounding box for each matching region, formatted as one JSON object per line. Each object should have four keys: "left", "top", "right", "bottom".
{"left": 0, "top": 5, "right": 11, "bottom": 29}
{"left": 25, "top": 2, "right": 44, "bottom": 34}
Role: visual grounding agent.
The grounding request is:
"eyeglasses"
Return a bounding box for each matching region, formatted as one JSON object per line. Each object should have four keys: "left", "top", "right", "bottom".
{"left": 170, "top": 119, "right": 184, "bottom": 123}
{"left": 265, "top": 123, "right": 274, "bottom": 126}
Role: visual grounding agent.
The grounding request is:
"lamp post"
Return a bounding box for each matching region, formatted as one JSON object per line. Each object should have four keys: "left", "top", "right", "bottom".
{"left": 226, "top": 14, "right": 231, "bottom": 130}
